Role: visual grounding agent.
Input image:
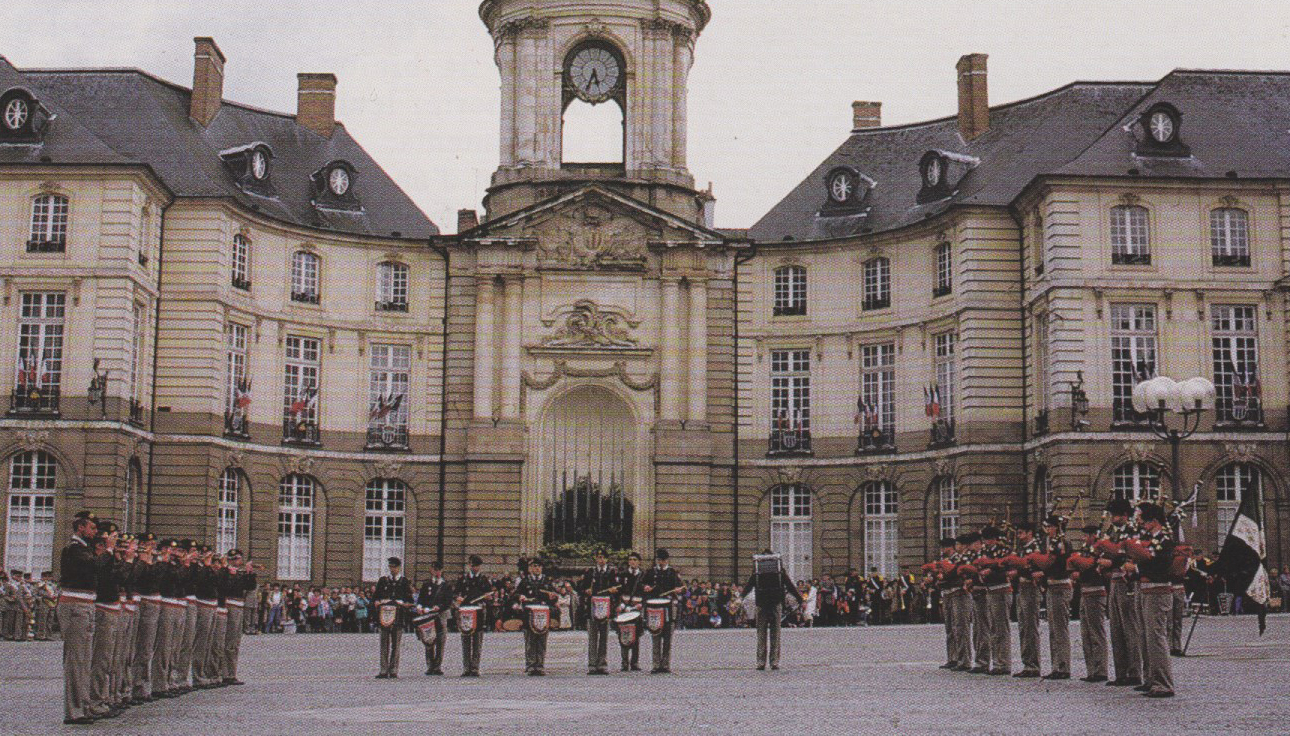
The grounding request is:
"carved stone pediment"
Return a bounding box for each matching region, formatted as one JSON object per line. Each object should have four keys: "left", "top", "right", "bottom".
{"left": 541, "top": 300, "right": 637, "bottom": 348}
{"left": 372, "top": 458, "right": 403, "bottom": 479}
{"left": 534, "top": 205, "right": 649, "bottom": 270}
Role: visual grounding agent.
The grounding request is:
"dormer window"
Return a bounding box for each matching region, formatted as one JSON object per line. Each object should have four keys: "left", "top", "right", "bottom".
{"left": 311, "top": 160, "right": 360, "bottom": 211}
{"left": 819, "top": 166, "right": 873, "bottom": 217}
{"left": 219, "top": 142, "right": 275, "bottom": 196}
{"left": 250, "top": 149, "right": 269, "bottom": 181}
{"left": 1135, "top": 102, "right": 1189, "bottom": 157}
{"left": 916, "top": 149, "right": 979, "bottom": 204}
{"left": 0, "top": 88, "right": 53, "bottom": 143}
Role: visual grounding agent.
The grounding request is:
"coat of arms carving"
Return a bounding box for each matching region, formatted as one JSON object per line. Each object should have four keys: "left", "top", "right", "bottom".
{"left": 541, "top": 300, "right": 637, "bottom": 348}
{"left": 538, "top": 207, "right": 646, "bottom": 270}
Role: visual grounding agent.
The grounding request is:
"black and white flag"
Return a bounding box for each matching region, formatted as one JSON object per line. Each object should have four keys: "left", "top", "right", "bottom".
{"left": 1216, "top": 482, "right": 1270, "bottom": 634}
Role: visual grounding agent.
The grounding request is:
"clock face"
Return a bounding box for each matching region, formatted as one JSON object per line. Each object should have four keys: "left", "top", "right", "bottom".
{"left": 568, "top": 46, "right": 622, "bottom": 103}
{"left": 829, "top": 172, "right": 854, "bottom": 203}
{"left": 1148, "top": 111, "right": 1175, "bottom": 144}
{"left": 329, "top": 167, "right": 350, "bottom": 196}
{"left": 250, "top": 150, "right": 267, "bottom": 180}
{"left": 3, "top": 98, "right": 28, "bottom": 130}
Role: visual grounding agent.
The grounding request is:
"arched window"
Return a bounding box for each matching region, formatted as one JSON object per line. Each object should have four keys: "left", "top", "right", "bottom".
{"left": 1034, "top": 466, "right": 1054, "bottom": 518}
{"left": 1215, "top": 463, "right": 1259, "bottom": 541}
{"left": 362, "top": 479, "right": 407, "bottom": 582}
{"left": 123, "top": 458, "right": 143, "bottom": 532}
{"left": 5, "top": 451, "right": 56, "bottom": 574}
{"left": 862, "top": 257, "right": 891, "bottom": 310}
{"left": 28, "top": 193, "right": 68, "bottom": 252}
{"left": 290, "top": 251, "right": 320, "bottom": 304}
{"left": 376, "top": 261, "right": 409, "bottom": 312}
{"left": 934, "top": 241, "right": 953, "bottom": 297}
{"left": 1112, "top": 462, "right": 1160, "bottom": 502}
{"left": 217, "top": 468, "right": 242, "bottom": 554}
{"left": 863, "top": 480, "right": 899, "bottom": 577}
{"left": 936, "top": 477, "right": 959, "bottom": 541}
{"left": 773, "top": 265, "right": 807, "bottom": 316}
{"left": 231, "top": 234, "right": 251, "bottom": 290}
{"left": 277, "top": 474, "right": 315, "bottom": 580}
{"left": 562, "top": 98, "right": 624, "bottom": 164}
{"left": 1210, "top": 208, "right": 1250, "bottom": 267}
{"left": 1110, "top": 205, "right": 1150, "bottom": 265}
{"left": 770, "top": 484, "right": 812, "bottom": 581}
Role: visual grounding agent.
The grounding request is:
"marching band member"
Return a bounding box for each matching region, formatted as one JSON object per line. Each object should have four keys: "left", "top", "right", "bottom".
{"left": 927, "top": 537, "right": 961, "bottom": 670}
{"left": 617, "top": 552, "right": 645, "bottom": 671}
{"left": 171, "top": 541, "right": 199, "bottom": 695}
{"left": 961, "top": 532, "right": 990, "bottom": 673}
{"left": 1096, "top": 498, "right": 1142, "bottom": 687}
{"left": 129, "top": 533, "right": 161, "bottom": 704}
{"left": 454, "top": 554, "right": 492, "bottom": 677}
{"left": 59, "top": 511, "right": 107, "bottom": 724}
{"left": 976, "top": 527, "right": 1012, "bottom": 675}
{"left": 219, "top": 550, "right": 254, "bottom": 686}
{"left": 579, "top": 549, "right": 618, "bottom": 676}
{"left": 1070, "top": 524, "right": 1109, "bottom": 682}
{"left": 373, "top": 556, "right": 415, "bottom": 679}
{"left": 190, "top": 546, "right": 221, "bottom": 689}
{"left": 641, "top": 548, "right": 682, "bottom": 674}
{"left": 416, "top": 560, "right": 453, "bottom": 676}
{"left": 948, "top": 534, "right": 974, "bottom": 671}
{"left": 88, "top": 521, "right": 121, "bottom": 719}
{"left": 516, "top": 557, "right": 558, "bottom": 676}
{"left": 153, "top": 540, "right": 183, "bottom": 698}
{"left": 1124, "top": 502, "right": 1177, "bottom": 698}
{"left": 740, "top": 549, "right": 804, "bottom": 671}
{"left": 1011, "top": 523, "right": 1043, "bottom": 679}
{"left": 1040, "top": 515, "right": 1073, "bottom": 680}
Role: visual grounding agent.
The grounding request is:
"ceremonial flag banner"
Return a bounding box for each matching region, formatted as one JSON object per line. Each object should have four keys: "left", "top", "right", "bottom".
{"left": 1216, "top": 481, "right": 1271, "bottom": 633}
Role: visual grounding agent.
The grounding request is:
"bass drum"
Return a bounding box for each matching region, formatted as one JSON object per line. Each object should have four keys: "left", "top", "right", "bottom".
{"left": 500, "top": 618, "right": 523, "bottom": 632}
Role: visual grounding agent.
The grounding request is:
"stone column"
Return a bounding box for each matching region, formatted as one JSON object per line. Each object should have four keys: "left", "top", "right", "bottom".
{"left": 500, "top": 276, "right": 524, "bottom": 419}
{"left": 473, "top": 276, "right": 495, "bottom": 419}
{"left": 517, "top": 33, "right": 538, "bottom": 165}
{"left": 496, "top": 34, "right": 517, "bottom": 168}
{"left": 687, "top": 279, "right": 707, "bottom": 422}
{"left": 660, "top": 279, "right": 682, "bottom": 421}
{"left": 672, "top": 34, "right": 692, "bottom": 170}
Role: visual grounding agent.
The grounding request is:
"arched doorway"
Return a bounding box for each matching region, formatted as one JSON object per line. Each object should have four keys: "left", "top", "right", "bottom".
{"left": 531, "top": 385, "right": 637, "bottom": 552}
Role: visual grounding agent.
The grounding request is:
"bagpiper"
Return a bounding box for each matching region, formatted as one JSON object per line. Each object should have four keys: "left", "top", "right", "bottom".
{"left": 1096, "top": 498, "right": 1142, "bottom": 688}
{"left": 1040, "top": 514, "right": 1073, "bottom": 680}
{"left": 1011, "top": 523, "right": 1043, "bottom": 678}
{"left": 454, "top": 554, "right": 493, "bottom": 677}
{"left": 579, "top": 548, "right": 619, "bottom": 675}
{"left": 975, "top": 526, "right": 1012, "bottom": 675}
{"left": 1069, "top": 524, "right": 1109, "bottom": 682}
{"left": 740, "top": 549, "right": 804, "bottom": 671}
{"left": 1124, "top": 502, "right": 1177, "bottom": 697}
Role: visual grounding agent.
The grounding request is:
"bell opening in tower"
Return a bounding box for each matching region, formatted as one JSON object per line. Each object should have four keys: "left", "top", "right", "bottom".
{"left": 561, "top": 40, "right": 627, "bottom": 170}
{"left": 561, "top": 99, "right": 625, "bottom": 167}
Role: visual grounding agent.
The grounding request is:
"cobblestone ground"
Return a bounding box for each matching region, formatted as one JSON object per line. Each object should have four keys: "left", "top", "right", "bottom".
{"left": 2, "top": 614, "right": 1287, "bottom": 735}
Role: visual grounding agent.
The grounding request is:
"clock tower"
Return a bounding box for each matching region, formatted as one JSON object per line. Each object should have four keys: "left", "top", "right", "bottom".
{"left": 479, "top": 0, "right": 711, "bottom": 223}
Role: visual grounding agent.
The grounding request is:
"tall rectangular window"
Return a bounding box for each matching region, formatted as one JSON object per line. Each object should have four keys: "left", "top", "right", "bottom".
{"left": 231, "top": 234, "right": 251, "bottom": 289}
{"left": 937, "top": 477, "right": 959, "bottom": 541}
{"left": 277, "top": 475, "right": 314, "bottom": 580}
{"left": 1210, "top": 208, "right": 1250, "bottom": 267}
{"left": 1035, "top": 316, "right": 1050, "bottom": 412}
{"left": 28, "top": 194, "right": 68, "bottom": 252}
{"left": 1211, "top": 304, "right": 1260, "bottom": 423}
{"left": 1110, "top": 205, "right": 1151, "bottom": 265}
{"left": 225, "top": 323, "right": 249, "bottom": 435}
{"left": 368, "top": 344, "right": 410, "bottom": 447}
{"left": 283, "top": 335, "right": 321, "bottom": 440}
{"left": 862, "top": 257, "right": 890, "bottom": 311}
{"left": 1110, "top": 304, "right": 1156, "bottom": 423}
{"left": 863, "top": 481, "right": 898, "bottom": 578}
{"left": 772, "top": 266, "right": 806, "bottom": 317}
{"left": 933, "top": 332, "right": 957, "bottom": 423}
{"left": 376, "top": 262, "right": 409, "bottom": 311}
{"left": 290, "top": 251, "right": 320, "bottom": 303}
{"left": 129, "top": 303, "right": 146, "bottom": 403}
{"left": 216, "top": 468, "right": 240, "bottom": 554}
{"left": 15, "top": 292, "right": 65, "bottom": 408}
{"left": 362, "top": 480, "right": 407, "bottom": 582}
{"left": 859, "top": 343, "right": 895, "bottom": 447}
{"left": 770, "top": 349, "right": 810, "bottom": 453}
{"left": 934, "top": 242, "right": 952, "bottom": 297}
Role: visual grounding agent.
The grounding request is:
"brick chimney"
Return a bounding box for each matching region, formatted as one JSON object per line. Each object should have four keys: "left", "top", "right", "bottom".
{"left": 852, "top": 101, "right": 882, "bottom": 130}
{"left": 457, "top": 209, "right": 479, "bottom": 233}
{"left": 296, "top": 73, "right": 338, "bottom": 138}
{"left": 956, "top": 53, "right": 989, "bottom": 140}
{"left": 189, "top": 37, "right": 225, "bottom": 127}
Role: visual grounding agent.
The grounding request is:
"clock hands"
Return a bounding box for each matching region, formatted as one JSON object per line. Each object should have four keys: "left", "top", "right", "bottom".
{"left": 586, "top": 67, "right": 601, "bottom": 92}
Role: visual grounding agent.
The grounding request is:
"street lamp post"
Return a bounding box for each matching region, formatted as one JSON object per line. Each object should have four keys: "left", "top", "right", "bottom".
{"left": 1131, "top": 376, "right": 1216, "bottom": 502}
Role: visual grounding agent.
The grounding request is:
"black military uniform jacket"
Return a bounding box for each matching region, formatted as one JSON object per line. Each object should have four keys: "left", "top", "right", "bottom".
{"left": 515, "top": 574, "right": 557, "bottom": 606}
{"left": 618, "top": 567, "right": 644, "bottom": 605}
{"left": 374, "top": 575, "right": 415, "bottom": 604}
{"left": 455, "top": 570, "right": 492, "bottom": 605}
{"left": 1044, "top": 535, "right": 1072, "bottom": 581}
{"left": 418, "top": 577, "right": 454, "bottom": 613}
{"left": 580, "top": 565, "right": 619, "bottom": 600}
{"left": 133, "top": 559, "right": 159, "bottom": 597}
{"left": 193, "top": 563, "right": 219, "bottom": 601}
{"left": 1136, "top": 528, "right": 1177, "bottom": 584}
{"left": 641, "top": 565, "right": 682, "bottom": 600}
{"left": 741, "top": 567, "right": 803, "bottom": 608}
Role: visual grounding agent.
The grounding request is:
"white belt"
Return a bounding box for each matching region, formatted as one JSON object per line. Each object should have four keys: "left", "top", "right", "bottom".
{"left": 162, "top": 597, "right": 187, "bottom": 608}
{"left": 96, "top": 602, "right": 122, "bottom": 613}
{"left": 59, "top": 589, "right": 96, "bottom": 603}
{"left": 226, "top": 599, "right": 245, "bottom": 608}
{"left": 196, "top": 598, "right": 218, "bottom": 608}
{"left": 986, "top": 584, "right": 1011, "bottom": 592}
{"left": 141, "top": 594, "right": 163, "bottom": 603}
{"left": 1140, "top": 582, "right": 1173, "bottom": 591}
{"left": 123, "top": 603, "right": 138, "bottom": 613}
{"left": 216, "top": 607, "right": 228, "bottom": 615}
{"left": 1081, "top": 586, "right": 1107, "bottom": 595}
{"left": 185, "top": 595, "right": 197, "bottom": 601}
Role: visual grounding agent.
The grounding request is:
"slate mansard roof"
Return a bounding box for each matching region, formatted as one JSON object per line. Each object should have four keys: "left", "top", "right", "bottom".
{"left": 0, "top": 56, "right": 437, "bottom": 239}
{"left": 751, "top": 70, "right": 1290, "bottom": 243}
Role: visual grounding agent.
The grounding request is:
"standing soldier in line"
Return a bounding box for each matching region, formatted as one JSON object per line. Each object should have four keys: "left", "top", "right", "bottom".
{"left": 189, "top": 546, "right": 219, "bottom": 688}
{"left": 113, "top": 535, "right": 141, "bottom": 710}
{"left": 1124, "top": 502, "right": 1177, "bottom": 698}
{"left": 129, "top": 533, "right": 161, "bottom": 704}
{"left": 740, "top": 549, "right": 804, "bottom": 671}
{"left": 202, "top": 554, "right": 229, "bottom": 688}
{"left": 17, "top": 571, "right": 35, "bottom": 640}
{"left": 949, "top": 535, "right": 975, "bottom": 671}
{"left": 976, "top": 527, "right": 1012, "bottom": 675}
{"left": 641, "top": 548, "right": 682, "bottom": 674}
{"left": 35, "top": 571, "right": 58, "bottom": 641}
{"left": 0, "top": 569, "right": 17, "bottom": 640}
{"left": 1096, "top": 499, "right": 1142, "bottom": 688}
{"left": 454, "top": 555, "right": 492, "bottom": 677}
{"left": 220, "top": 550, "right": 253, "bottom": 686}
{"left": 928, "top": 538, "right": 958, "bottom": 670}
{"left": 1070, "top": 524, "right": 1109, "bottom": 682}
{"left": 417, "top": 560, "right": 453, "bottom": 676}
{"left": 617, "top": 552, "right": 645, "bottom": 672}
{"left": 962, "top": 532, "right": 991, "bottom": 673}
{"left": 152, "top": 540, "right": 182, "bottom": 698}
{"left": 373, "top": 556, "right": 414, "bottom": 679}
{"left": 516, "top": 557, "right": 558, "bottom": 676}
{"left": 580, "top": 548, "right": 618, "bottom": 676}
{"left": 89, "top": 521, "right": 121, "bottom": 720}
{"left": 59, "top": 511, "right": 106, "bottom": 725}
{"left": 1012, "top": 523, "right": 1043, "bottom": 679}
{"left": 1169, "top": 553, "right": 1189, "bottom": 657}
{"left": 1041, "top": 515, "right": 1073, "bottom": 680}
{"left": 171, "top": 540, "right": 200, "bottom": 695}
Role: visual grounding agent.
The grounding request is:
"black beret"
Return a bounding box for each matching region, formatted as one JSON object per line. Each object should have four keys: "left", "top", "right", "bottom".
{"left": 981, "top": 526, "right": 1001, "bottom": 540}
{"left": 469, "top": 555, "right": 483, "bottom": 566}
{"left": 1106, "top": 498, "right": 1133, "bottom": 515}
{"left": 939, "top": 537, "right": 957, "bottom": 548}
{"left": 655, "top": 548, "right": 670, "bottom": 560}
{"left": 387, "top": 557, "right": 402, "bottom": 567}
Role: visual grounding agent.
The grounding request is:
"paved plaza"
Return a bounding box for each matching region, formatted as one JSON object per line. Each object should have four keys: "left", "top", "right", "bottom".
{"left": 2, "top": 615, "right": 1287, "bottom": 735}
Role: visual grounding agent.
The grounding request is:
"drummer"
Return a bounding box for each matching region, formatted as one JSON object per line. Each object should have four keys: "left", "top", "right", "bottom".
{"left": 515, "top": 557, "right": 558, "bottom": 676}
{"left": 579, "top": 549, "right": 618, "bottom": 676}
{"left": 454, "top": 555, "right": 492, "bottom": 677}
{"left": 616, "top": 552, "right": 645, "bottom": 672}
{"left": 373, "top": 557, "right": 414, "bottom": 679}
{"left": 416, "top": 561, "right": 452, "bottom": 676}
{"left": 641, "top": 548, "right": 682, "bottom": 674}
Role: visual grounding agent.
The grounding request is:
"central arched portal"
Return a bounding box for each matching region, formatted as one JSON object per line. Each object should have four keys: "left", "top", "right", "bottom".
{"left": 528, "top": 385, "right": 639, "bottom": 552}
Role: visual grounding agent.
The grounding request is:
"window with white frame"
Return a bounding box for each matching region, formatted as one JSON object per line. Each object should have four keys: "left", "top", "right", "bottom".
{"left": 123, "top": 460, "right": 141, "bottom": 532}
{"left": 1215, "top": 463, "right": 1258, "bottom": 541}
{"left": 277, "top": 474, "right": 314, "bottom": 580}
{"left": 368, "top": 344, "right": 410, "bottom": 444}
{"left": 1032, "top": 214, "right": 1045, "bottom": 275}
{"left": 1112, "top": 462, "right": 1160, "bottom": 502}
{"left": 770, "top": 484, "right": 812, "bottom": 581}
{"left": 15, "top": 292, "right": 65, "bottom": 397}
{"left": 863, "top": 481, "right": 898, "bottom": 578}
{"left": 217, "top": 468, "right": 240, "bottom": 554}
{"left": 362, "top": 479, "right": 406, "bottom": 582}
{"left": 934, "top": 241, "right": 952, "bottom": 297}
{"left": 1210, "top": 208, "right": 1250, "bottom": 267}
{"left": 376, "top": 262, "right": 409, "bottom": 311}
{"left": 772, "top": 265, "right": 806, "bottom": 317}
{"left": 290, "top": 251, "right": 320, "bottom": 303}
{"left": 28, "top": 194, "right": 68, "bottom": 251}
{"left": 283, "top": 335, "right": 321, "bottom": 427}
{"left": 1110, "top": 205, "right": 1150, "bottom": 265}
{"left": 859, "top": 343, "right": 895, "bottom": 442}
{"left": 225, "top": 323, "right": 248, "bottom": 417}
{"left": 5, "top": 451, "right": 56, "bottom": 575}
{"left": 1211, "top": 304, "right": 1260, "bottom": 423}
{"left": 1035, "top": 466, "right": 1054, "bottom": 517}
{"left": 933, "top": 331, "right": 957, "bottom": 423}
{"left": 937, "top": 476, "right": 959, "bottom": 541}
{"left": 129, "top": 303, "right": 146, "bottom": 404}
{"left": 862, "top": 257, "right": 890, "bottom": 310}
{"left": 1035, "top": 316, "right": 1050, "bottom": 413}
{"left": 770, "top": 349, "right": 810, "bottom": 439}
{"left": 1110, "top": 304, "right": 1156, "bottom": 422}
{"left": 231, "top": 234, "right": 251, "bottom": 289}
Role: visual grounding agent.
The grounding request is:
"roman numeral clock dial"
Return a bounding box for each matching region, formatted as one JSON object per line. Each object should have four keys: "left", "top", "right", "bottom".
{"left": 568, "top": 46, "right": 622, "bottom": 104}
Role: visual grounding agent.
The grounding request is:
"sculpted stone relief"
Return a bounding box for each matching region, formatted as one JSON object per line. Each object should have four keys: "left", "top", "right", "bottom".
{"left": 541, "top": 299, "right": 637, "bottom": 348}
{"left": 537, "top": 206, "right": 647, "bottom": 270}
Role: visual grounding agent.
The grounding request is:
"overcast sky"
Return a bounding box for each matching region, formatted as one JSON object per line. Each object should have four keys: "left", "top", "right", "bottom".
{"left": 4, "top": 1, "right": 1290, "bottom": 231}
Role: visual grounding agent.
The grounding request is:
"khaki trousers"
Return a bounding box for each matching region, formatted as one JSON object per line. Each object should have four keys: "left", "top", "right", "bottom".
{"left": 172, "top": 601, "right": 198, "bottom": 689}
{"left": 971, "top": 591, "right": 991, "bottom": 669}
{"left": 153, "top": 603, "right": 181, "bottom": 693}
{"left": 985, "top": 587, "right": 1012, "bottom": 671}
{"left": 651, "top": 623, "right": 674, "bottom": 671}
{"left": 379, "top": 625, "right": 402, "bottom": 676}
{"left": 1108, "top": 577, "right": 1141, "bottom": 682}
{"left": 131, "top": 600, "right": 161, "bottom": 698}
{"left": 755, "top": 604, "right": 783, "bottom": 668}
{"left": 587, "top": 617, "right": 610, "bottom": 671}
{"left": 938, "top": 589, "right": 956, "bottom": 664}
{"left": 223, "top": 605, "right": 245, "bottom": 679}
{"left": 620, "top": 630, "right": 640, "bottom": 669}
{"left": 202, "top": 610, "right": 227, "bottom": 684}
{"left": 191, "top": 603, "right": 216, "bottom": 685}
{"left": 524, "top": 627, "right": 549, "bottom": 672}
{"left": 423, "top": 613, "right": 447, "bottom": 672}
{"left": 58, "top": 599, "right": 96, "bottom": 721}
{"left": 1140, "top": 586, "right": 1176, "bottom": 694}
{"left": 1016, "top": 582, "right": 1041, "bottom": 672}
{"left": 1079, "top": 589, "right": 1108, "bottom": 678}
{"left": 113, "top": 603, "right": 137, "bottom": 703}
{"left": 950, "top": 591, "right": 972, "bottom": 668}
{"left": 35, "top": 601, "right": 55, "bottom": 640}
{"left": 1170, "top": 587, "right": 1186, "bottom": 652}
{"left": 461, "top": 629, "right": 483, "bottom": 674}
{"left": 89, "top": 605, "right": 119, "bottom": 714}
{"left": 1046, "top": 583, "right": 1073, "bottom": 675}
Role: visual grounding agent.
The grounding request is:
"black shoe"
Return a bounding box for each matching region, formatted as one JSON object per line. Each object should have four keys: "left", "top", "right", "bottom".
{"left": 770, "top": 665, "right": 779, "bottom": 671}
{"left": 969, "top": 666, "right": 989, "bottom": 674}
{"left": 938, "top": 662, "right": 955, "bottom": 670}
{"left": 1146, "top": 689, "right": 1175, "bottom": 698}
{"left": 1133, "top": 684, "right": 1151, "bottom": 692}
{"left": 1170, "top": 649, "right": 1185, "bottom": 657}
{"left": 631, "top": 665, "right": 642, "bottom": 671}
{"left": 988, "top": 668, "right": 1010, "bottom": 676}
{"left": 951, "top": 664, "right": 972, "bottom": 672}
{"left": 389, "top": 674, "right": 398, "bottom": 679}
{"left": 621, "top": 665, "right": 630, "bottom": 672}
{"left": 461, "top": 672, "right": 473, "bottom": 677}
{"left": 756, "top": 665, "right": 765, "bottom": 671}
{"left": 64, "top": 717, "right": 96, "bottom": 725}
{"left": 1043, "top": 672, "right": 1070, "bottom": 680}
{"left": 425, "top": 669, "right": 434, "bottom": 676}
{"left": 650, "top": 668, "right": 662, "bottom": 674}
{"left": 1081, "top": 675, "right": 1107, "bottom": 683}
{"left": 432, "top": 669, "right": 444, "bottom": 676}
{"left": 1013, "top": 670, "right": 1040, "bottom": 678}
{"left": 225, "top": 679, "right": 245, "bottom": 686}
{"left": 375, "top": 673, "right": 388, "bottom": 679}
{"left": 534, "top": 670, "right": 545, "bottom": 676}
{"left": 661, "top": 668, "right": 671, "bottom": 674}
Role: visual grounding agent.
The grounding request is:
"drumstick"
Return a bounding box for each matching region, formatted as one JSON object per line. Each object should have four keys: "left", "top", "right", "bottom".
{"left": 468, "top": 591, "right": 496, "bottom": 605}
{"left": 593, "top": 585, "right": 621, "bottom": 595}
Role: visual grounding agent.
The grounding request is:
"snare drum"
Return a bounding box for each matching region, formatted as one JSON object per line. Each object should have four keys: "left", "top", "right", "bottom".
{"left": 377, "top": 603, "right": 399, "bottom": 630}
{"left": 591, "top": 595, "right": 612, "bottom": 621}
{"left": 458, "top": 605, "right": 481, "bottom": 634}
{"left": 525, "top": 604, "right": 551, "bottom": 634}
{"left": 412, "top": 612, "right": 439, "bottom": 645}
{"left": 615, "top": 610, "right": 641, "bottom": 647}
{"left": 645, "top": 598, "right": 670, "bottom": 634}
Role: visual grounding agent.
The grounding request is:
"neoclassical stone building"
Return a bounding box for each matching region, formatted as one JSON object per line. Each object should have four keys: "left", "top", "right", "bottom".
{"left": 2, "top": 0, "right": 1287, "bottom": 584}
